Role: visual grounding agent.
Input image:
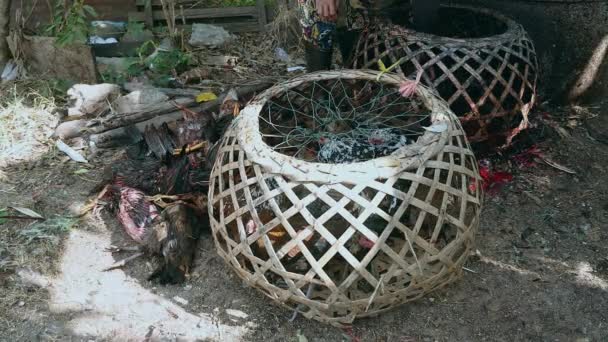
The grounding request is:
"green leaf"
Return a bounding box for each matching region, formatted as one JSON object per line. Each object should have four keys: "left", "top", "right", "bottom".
{"left": 83, "top": 5, "right": 98, "bottom": 17}
{"left": 73, "top": 168, "right": 89, "bottom": 175}
{"left": 0, "top": 208, "right": 7, "bottom": 225}
{"left": 296, "top": 330, "right": 308, "bottom": 342}
{"left": 10, "top": 207, "right": 44, "bottom": 219}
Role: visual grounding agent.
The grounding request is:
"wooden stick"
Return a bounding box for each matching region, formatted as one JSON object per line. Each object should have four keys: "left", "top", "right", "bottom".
{"left": 102, "top": 252, "right": 145, "bottom": 272}
{"left": 87, "top": 81, "right": 272, "bottom": 135}
{"left": 88, "top": 98, "right": 196, "bottom": 134}
{"left": 105, "top": 245, "right": 141, "bottom": 253}
{"left": 172, "top": 141, "right": 208, "bottom": 155}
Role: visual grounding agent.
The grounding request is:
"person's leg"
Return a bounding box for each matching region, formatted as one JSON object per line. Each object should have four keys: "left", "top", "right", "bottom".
{"left": 335, "top": 0, "right": 367, "bottom": 65}
{"left": 299, "top": 0, "right": 335, "bottom": 71}
{"left": 411, "top": 0, "right": 440, "bottom": 33}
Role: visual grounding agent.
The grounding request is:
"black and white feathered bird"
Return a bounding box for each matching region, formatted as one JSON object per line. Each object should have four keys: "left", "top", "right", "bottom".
{"left": 317, "top": 128, "right": 409, "bottom": 163}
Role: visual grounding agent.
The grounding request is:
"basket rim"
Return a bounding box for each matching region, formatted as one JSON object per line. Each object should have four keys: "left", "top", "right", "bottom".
{"left": 234, "top": 69, "right": 459, "bottom": 185}
{"left": 381, "top": 4, "right": 524, "bottom": 45}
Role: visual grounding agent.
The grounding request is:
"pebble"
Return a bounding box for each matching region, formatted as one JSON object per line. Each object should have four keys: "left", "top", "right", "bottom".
{"left": 226, "top": 309, "right": 249, "bottom": 319}
{"left": 173, "top": 296, "right": 189, "bottom": 306}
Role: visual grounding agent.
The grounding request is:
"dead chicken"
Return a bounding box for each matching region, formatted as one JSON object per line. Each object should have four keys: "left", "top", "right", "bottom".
{"left": 146, "top": 203, "right": 203, "bottom": 284}
{"left": 102, "top": 183, "right": 203, "bottom": 284}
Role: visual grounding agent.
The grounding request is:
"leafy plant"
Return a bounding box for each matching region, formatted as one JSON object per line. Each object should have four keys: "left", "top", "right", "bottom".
{"left": 147, "top": 48, "right": 191, "bottom": 75}
{"left": 44, "top": 0, "right": 98, "bottom": 46}
{"left": 19, "top": 217, "right": 77, "bottom": 245}
{"left": 125, "top": 19, "right": 146, "bottom": 38}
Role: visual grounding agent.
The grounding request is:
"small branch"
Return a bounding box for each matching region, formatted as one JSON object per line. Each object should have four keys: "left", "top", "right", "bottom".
{"left": 102, "top": 252, "right": 145, "bottom": 272}
{"left": 173, "top": 141, "right": 208, "bottom": 155}
{"left": 105, "top": 245, "right": 141, "bottom": 253}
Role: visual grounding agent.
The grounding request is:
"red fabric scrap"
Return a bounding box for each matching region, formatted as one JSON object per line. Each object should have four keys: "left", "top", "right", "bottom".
{"left": 358, "top": 236, "right": 375, "bottom": 249}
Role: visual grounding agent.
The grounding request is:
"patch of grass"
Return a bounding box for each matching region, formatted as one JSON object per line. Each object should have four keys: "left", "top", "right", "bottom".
{"left": 0, "top": 79, "right": 69, "bottom": 108}
{"left": 19, "top": 217, "right": 77, "bottom": 245}
{"left": 0, "top": 216, "right": 77, "bottom": 274}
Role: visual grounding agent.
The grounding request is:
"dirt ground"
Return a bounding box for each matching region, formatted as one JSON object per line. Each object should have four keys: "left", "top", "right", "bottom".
{"left": 1, "top": 97, "right": 607, "bottom": 341}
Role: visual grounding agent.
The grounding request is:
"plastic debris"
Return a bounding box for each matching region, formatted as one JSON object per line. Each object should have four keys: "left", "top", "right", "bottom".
{"left": 274, "top": 47, "right": 290, "bottom": 62}
{"left": 226, "top": 309, "right": 249, "bottom": 319}
{"left": 172, "top": 296, "right": 189, "bottom": 306}
{"left": 88, "top": 36, "right": 118, "bottom": 44}
{"left": 1, "top": 60, "right": 20, "bottom": 82}
{"left": 189, "top": 24, "right": 234, "bottom": 47}
{"left": 56, "top": 140, "right": 88, "bottom": 163}
{"left": 287, "top": 66, "right": 306, "bottom": 72}
{"left": 196, "top": 92, "right": 218, "bottom": 103}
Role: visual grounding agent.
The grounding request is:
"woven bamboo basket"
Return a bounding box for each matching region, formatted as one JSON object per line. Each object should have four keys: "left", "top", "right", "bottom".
{"left": 208, "top": 70, "right": 482, "bottom": 326}
{"left": 351, "top": 5, "right": 538, "bottom": 148}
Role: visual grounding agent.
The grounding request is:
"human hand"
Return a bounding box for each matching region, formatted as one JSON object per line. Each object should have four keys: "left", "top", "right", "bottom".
{"left": 315, "top": 0, "right": 339, "bottom": 21}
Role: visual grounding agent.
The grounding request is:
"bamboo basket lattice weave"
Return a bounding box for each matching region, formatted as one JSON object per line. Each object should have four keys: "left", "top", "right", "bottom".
{"left": 351, "top": 5, "right": 538, "bottom": 148}
{"left": 208, "top": 70, "right": 482, "bottom": 325}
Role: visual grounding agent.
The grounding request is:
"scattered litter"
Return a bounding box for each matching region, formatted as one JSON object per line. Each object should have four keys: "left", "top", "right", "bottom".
{"left": 287, "top": 66, "right": 306, "bottom": 72}
{"left": 462, "top": 267, "right": 477, "bottom": 273}
{"left": 196, "top": 92, "right": 218, "bottom": 103}
{"left": 201, "top": 55, "right": 239, "bottom": 67}
{"left": 274, "top": 47, "right": 291, "bottom": 62}
{"left": 10, "top": 207, "right": 44, "bottom": 219}
{"left": 56, "top": 140, "right": 88, "bottom": 163}
{"left": 173, "top": 296, "right": 189, "bottom": 306}
{"left": 1, "top": 59, "right": 20, "bottom": 82}
{"left": 189, "top": 24, "right": 234, "bottom": 47}
{"left": 91, "top": 20, "right": 127, "bottom": 38}
{"left": 88, "top": 36, "right": 118, "bottom": 44}
{"left": 113, "top": 88, "right": 169, "bottom": 114}
{"left": 226, "top": 309, "right": 249, "bottom": 319}
{"left": 67, "top": 83, "right": 121, "bottom": 117}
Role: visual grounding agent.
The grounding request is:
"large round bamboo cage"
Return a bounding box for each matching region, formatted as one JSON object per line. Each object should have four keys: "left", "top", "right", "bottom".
{"left": 208, "top": 70, "right": 482, "bottom": 326}
{"left": 351, "top": 5, "right": 538, "bottom": 148}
